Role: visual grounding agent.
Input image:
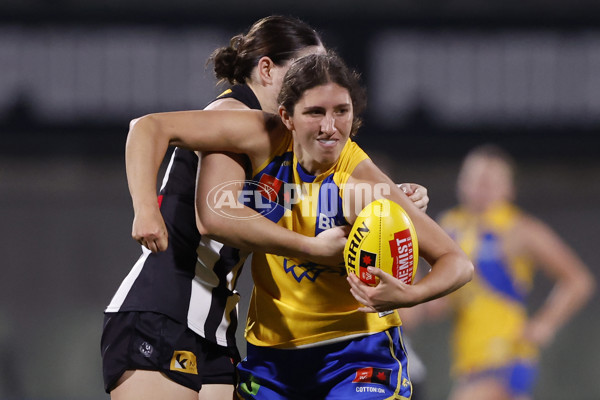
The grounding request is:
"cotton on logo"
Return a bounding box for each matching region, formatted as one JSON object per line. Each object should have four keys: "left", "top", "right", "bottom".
{"left": 205, "top": 180, "right": 279, "bottom": 220}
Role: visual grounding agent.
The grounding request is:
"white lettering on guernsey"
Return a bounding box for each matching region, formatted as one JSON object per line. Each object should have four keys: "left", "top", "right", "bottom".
{"left": 318, "top": 213, "right": 334, "bottom": 230}
{"left": 355, "top": 386, "right": 385, "bottom": 393}
{"left": 283, "top": 183, "right": 303, "bottom": 205}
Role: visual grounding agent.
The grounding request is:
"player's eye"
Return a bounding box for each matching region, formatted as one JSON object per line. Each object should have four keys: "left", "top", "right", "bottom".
{"left": 335, "top": 107, "right": 350, "bottom": 115}
{"left": 305, "top": 109, "right": 324, "bottom": 116}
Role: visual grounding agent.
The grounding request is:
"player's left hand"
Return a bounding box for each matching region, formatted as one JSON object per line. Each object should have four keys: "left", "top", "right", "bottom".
{"left": 521, "top": 318, "right": 556, "bottom": 348}
{"left": 398, "top": 183, "right": 429, "bottom": 212}
{"left": 347, "top": 266, "right": 417, "bottom": 312}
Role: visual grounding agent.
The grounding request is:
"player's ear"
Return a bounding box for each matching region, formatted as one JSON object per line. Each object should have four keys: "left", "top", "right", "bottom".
{"left": 257, "top": 56, "right": 275, "bottom": 85}
{"left": 279, "top": 105, "right": 294, "bottom": 131}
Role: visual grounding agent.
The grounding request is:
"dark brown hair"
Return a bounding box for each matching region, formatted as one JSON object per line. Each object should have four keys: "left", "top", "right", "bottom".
{"left": 209, "top": 15, "right": 323, "bottom": 85}
{"left": 277, "top": 51, "right": 367, "bottom": 136}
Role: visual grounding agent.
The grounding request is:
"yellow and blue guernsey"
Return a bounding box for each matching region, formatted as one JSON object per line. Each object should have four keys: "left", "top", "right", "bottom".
{"left": 236, "top": 134, "right": 412, "bottom": 400}
{"left": 438, "top": 202, "right": 538, "bottom": 378}
{"left": 242, "top": 135, "right": 401, "bottom": 349}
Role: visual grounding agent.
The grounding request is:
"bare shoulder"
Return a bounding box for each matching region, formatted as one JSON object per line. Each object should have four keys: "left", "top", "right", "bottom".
{"left": 204, "top": 96, "right": 283, "bottom": 135}
{"left": 509, "top": 209, "right": 569, "bottom": 260}
{"left": 345, "top": 158, "right": 418, "bottom": 223}
{"left": 205, "top": 97, "right": 248, "bottom": 111}
{"left": 348, "top": 158, "right": 391, "bottom": 184}
{"left": 512, "top": 211, "right": 550, "bottom": 239}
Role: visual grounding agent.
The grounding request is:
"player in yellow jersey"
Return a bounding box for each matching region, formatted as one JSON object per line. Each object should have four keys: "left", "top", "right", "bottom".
{"left": 125, "top": 51, "right": 474, "bottom": 399}
{"left": 434, "top": 144, "right": 595, "bottom": 400}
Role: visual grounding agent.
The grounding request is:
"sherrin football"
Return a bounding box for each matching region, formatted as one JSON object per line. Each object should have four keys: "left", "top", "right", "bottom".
{"left": 344, "top": 198, "right": 418, "bottom": 286}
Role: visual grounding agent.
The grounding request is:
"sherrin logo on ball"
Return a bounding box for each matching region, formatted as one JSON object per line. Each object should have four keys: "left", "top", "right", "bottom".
{"left": 344, "top": 198, "right": 418, "bottom": 286}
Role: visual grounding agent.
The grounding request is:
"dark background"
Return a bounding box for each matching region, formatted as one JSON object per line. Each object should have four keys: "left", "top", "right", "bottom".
{"left": 0, "top": 1, "right": 598, "bottom": 399}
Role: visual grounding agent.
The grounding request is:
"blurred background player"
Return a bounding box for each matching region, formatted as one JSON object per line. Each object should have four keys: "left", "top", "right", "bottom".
{"left": 432, "top": 144, "right": 595, "bottom": 400}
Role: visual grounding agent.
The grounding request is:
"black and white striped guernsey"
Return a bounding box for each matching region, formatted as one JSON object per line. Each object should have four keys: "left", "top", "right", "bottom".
{"left": 105, "top": 85, "right": 261, "bottom": 348}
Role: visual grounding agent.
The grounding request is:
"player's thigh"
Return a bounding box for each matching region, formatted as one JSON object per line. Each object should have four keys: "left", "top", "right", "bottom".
{"left": 449, "top": 376, "right": 510, "bottom": 400}
{"left": 198, "top": 383, "right": 235, "bottom": 400}
{"left": 111, "top": 370, "right": 198, "bottom": 400}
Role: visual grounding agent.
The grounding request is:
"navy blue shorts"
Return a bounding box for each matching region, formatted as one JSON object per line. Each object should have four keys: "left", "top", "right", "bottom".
{"left": 237, "top": 327, "right": 412, "bottom": 399}
{"left": 101, "top": 311, "right": 239, "bottom": 393}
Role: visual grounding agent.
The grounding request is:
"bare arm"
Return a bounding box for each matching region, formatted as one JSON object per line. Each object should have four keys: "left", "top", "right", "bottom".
{"left": 345, "top": 159, "right": 474, "bottom": 312}
{"left": 125, "top": 109, "right": 280, "bottom": 251}
{"left": 516, "top": 215, "right": 595, "bottom": 346}
{"left": 196, "top": 159, "right": 432, "bottom": 265}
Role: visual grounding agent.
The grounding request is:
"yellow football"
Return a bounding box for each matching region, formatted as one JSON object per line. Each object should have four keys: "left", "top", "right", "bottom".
{"left": 344, "top": 198, "right": 418, "bottom": 286}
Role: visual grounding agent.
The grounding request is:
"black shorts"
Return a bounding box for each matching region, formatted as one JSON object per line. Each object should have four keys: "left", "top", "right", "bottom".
{"left": 101, "top": 311, "right": 240, "bottom": 393}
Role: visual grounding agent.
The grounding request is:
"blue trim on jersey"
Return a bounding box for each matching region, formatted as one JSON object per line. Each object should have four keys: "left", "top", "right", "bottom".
{"left": 283, "top": 259, "right": 321, "bottom": 282}
{"left": 242, "top": 152, "right": 294, "bottom": 224}
{"left": 296, "top": 161, "right": 317, "bottom": 183}
{"left": 237, "top": 327, "right": 412, "bottom": 399}
{"left": 477, "top": 232, "right": 524, "bottom": 303}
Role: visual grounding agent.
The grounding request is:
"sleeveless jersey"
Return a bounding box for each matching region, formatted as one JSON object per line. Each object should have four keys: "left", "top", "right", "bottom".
{"left": 243, "top": 136, "right": 402, "bottom": 349}
{"left": 105, "top": 85, "right": 260, "bottom": 347}
{"left": 438, "top": 202, "right": 538, "bottom": 375}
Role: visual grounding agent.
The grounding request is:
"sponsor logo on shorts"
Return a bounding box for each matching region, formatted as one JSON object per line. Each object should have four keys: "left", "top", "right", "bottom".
{"left": 355, "top": 386, "right": 386, "bottom": 394}
{"left": 139, "top": 341, "right": 153, "bottom": 357}
{"left": 170, "top": 350, "right": 198, "bottom": 375}
{"left": 352, "top": 367, "right": 391, "bottom": 386}
{"left": 239, "top": 375, "right": 261, "bottom": 396}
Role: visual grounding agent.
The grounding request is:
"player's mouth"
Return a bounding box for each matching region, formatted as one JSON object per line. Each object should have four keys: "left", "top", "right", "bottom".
{"left": 317, "top": 137, "right": 338, "bottom": 147}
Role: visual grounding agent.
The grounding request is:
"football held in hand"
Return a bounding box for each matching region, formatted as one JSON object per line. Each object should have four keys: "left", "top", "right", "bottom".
{"left": 344, "top": 199, "right": 418, "bottom": 286}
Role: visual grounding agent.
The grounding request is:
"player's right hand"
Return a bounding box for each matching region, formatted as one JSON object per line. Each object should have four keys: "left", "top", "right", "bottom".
{"left": 309, "top": 225, "right": 351, "bottom": 266}
{"left": 132, "top": 205, "right": 168, "bottom": 252}
{"left": 347, "top": 266, "right": 417, "bottom": 312}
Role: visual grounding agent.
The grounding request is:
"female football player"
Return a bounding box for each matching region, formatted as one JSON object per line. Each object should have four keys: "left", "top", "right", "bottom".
{"left": 125, "top": 51, "right": 473, "bottom": 399}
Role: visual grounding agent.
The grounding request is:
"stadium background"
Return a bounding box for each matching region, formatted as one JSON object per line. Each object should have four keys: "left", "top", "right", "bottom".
{"left": 0, "top": 1, "right": 598, "bottom": 398}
